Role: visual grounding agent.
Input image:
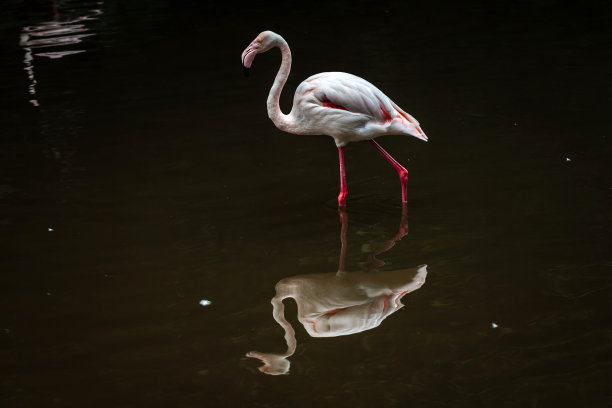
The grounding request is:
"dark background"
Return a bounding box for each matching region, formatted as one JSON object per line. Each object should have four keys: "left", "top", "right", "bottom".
{"left": 1, "top": 0, "right": 611, "bottom": 407}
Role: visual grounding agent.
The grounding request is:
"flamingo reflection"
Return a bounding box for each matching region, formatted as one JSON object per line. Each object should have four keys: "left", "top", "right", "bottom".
{"left": 247, "top": 208, "right": 427, "bottom": 375}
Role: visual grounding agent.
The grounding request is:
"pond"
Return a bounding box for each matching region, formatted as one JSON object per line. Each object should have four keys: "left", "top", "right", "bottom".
{"left": 1, "top": 1, "right": 610, "bottom": 406}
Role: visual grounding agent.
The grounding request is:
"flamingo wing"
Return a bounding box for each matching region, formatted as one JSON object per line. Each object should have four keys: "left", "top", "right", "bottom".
{"left": 306, "top": 72, "right": 418, "bottom": 126}
{"left": 291, "top": 72, "right": 426, "bottom": 145}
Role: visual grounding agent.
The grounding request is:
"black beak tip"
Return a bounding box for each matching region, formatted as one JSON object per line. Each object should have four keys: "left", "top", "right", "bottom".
{"left": 243, "top": 66, "right": 250, "bottom": 77}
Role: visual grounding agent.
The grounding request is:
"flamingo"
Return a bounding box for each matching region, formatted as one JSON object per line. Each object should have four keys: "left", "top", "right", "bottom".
{"left": 241, "top": 30, "right": 428, "bottom": 207}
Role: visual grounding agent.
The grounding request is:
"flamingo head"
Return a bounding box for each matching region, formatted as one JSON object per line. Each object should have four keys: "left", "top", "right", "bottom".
{"left": 241, "top": 31, "right": 279, "bottom": 77}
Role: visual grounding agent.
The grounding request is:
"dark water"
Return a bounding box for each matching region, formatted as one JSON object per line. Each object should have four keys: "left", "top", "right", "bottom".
{"left": 1, "top": 0, "right": 611, "bottom": 406}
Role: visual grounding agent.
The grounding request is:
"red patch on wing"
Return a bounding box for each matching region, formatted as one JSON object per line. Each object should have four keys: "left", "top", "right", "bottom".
{"left": 380, "top": 107, "right": 393, "bottom": 123}
{"left": 322, "top": 100, "right": 348, "bottom": 111}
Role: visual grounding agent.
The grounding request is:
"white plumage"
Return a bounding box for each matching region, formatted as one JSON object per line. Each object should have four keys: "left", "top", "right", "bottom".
{"left": 290, "top": 72, "right": 427, "bottom": 146}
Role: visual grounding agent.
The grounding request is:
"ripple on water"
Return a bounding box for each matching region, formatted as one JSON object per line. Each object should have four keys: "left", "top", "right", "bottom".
{"left": 18, "top": 3, "right": 103, "bottom": 106}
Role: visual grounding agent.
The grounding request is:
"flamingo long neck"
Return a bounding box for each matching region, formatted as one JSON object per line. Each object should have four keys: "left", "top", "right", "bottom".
{"left": 267, "top": 36, "right": 293, "bottom": 132}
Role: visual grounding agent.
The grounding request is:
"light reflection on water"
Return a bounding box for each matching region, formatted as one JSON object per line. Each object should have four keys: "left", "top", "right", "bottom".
{"left": 19, "top": 2, "right": 103, "bottom": 107}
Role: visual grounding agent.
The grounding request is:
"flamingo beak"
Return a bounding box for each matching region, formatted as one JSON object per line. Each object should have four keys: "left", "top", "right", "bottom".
{"left": 241, "top": 44, "right": 259, "bottom": 77}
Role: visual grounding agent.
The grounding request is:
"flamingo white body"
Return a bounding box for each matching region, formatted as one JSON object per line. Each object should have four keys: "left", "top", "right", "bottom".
{"left": 241, "top": 31, "right": 428, "bottom": 206}
{"left": 274, "top": 72, "right": 427, "bottom": 146}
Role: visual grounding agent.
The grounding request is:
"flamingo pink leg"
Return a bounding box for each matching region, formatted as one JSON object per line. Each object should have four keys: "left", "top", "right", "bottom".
{"left": 368, "top": 140, "right": 409, "bottom": 203}
{"left": 338, "top": 146, "right": 348, "bottom": 207}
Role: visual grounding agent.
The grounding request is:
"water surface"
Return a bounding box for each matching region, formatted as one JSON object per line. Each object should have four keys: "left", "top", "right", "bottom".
{"left": 1, "top": 1, "right": 610, "bottom": 406}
